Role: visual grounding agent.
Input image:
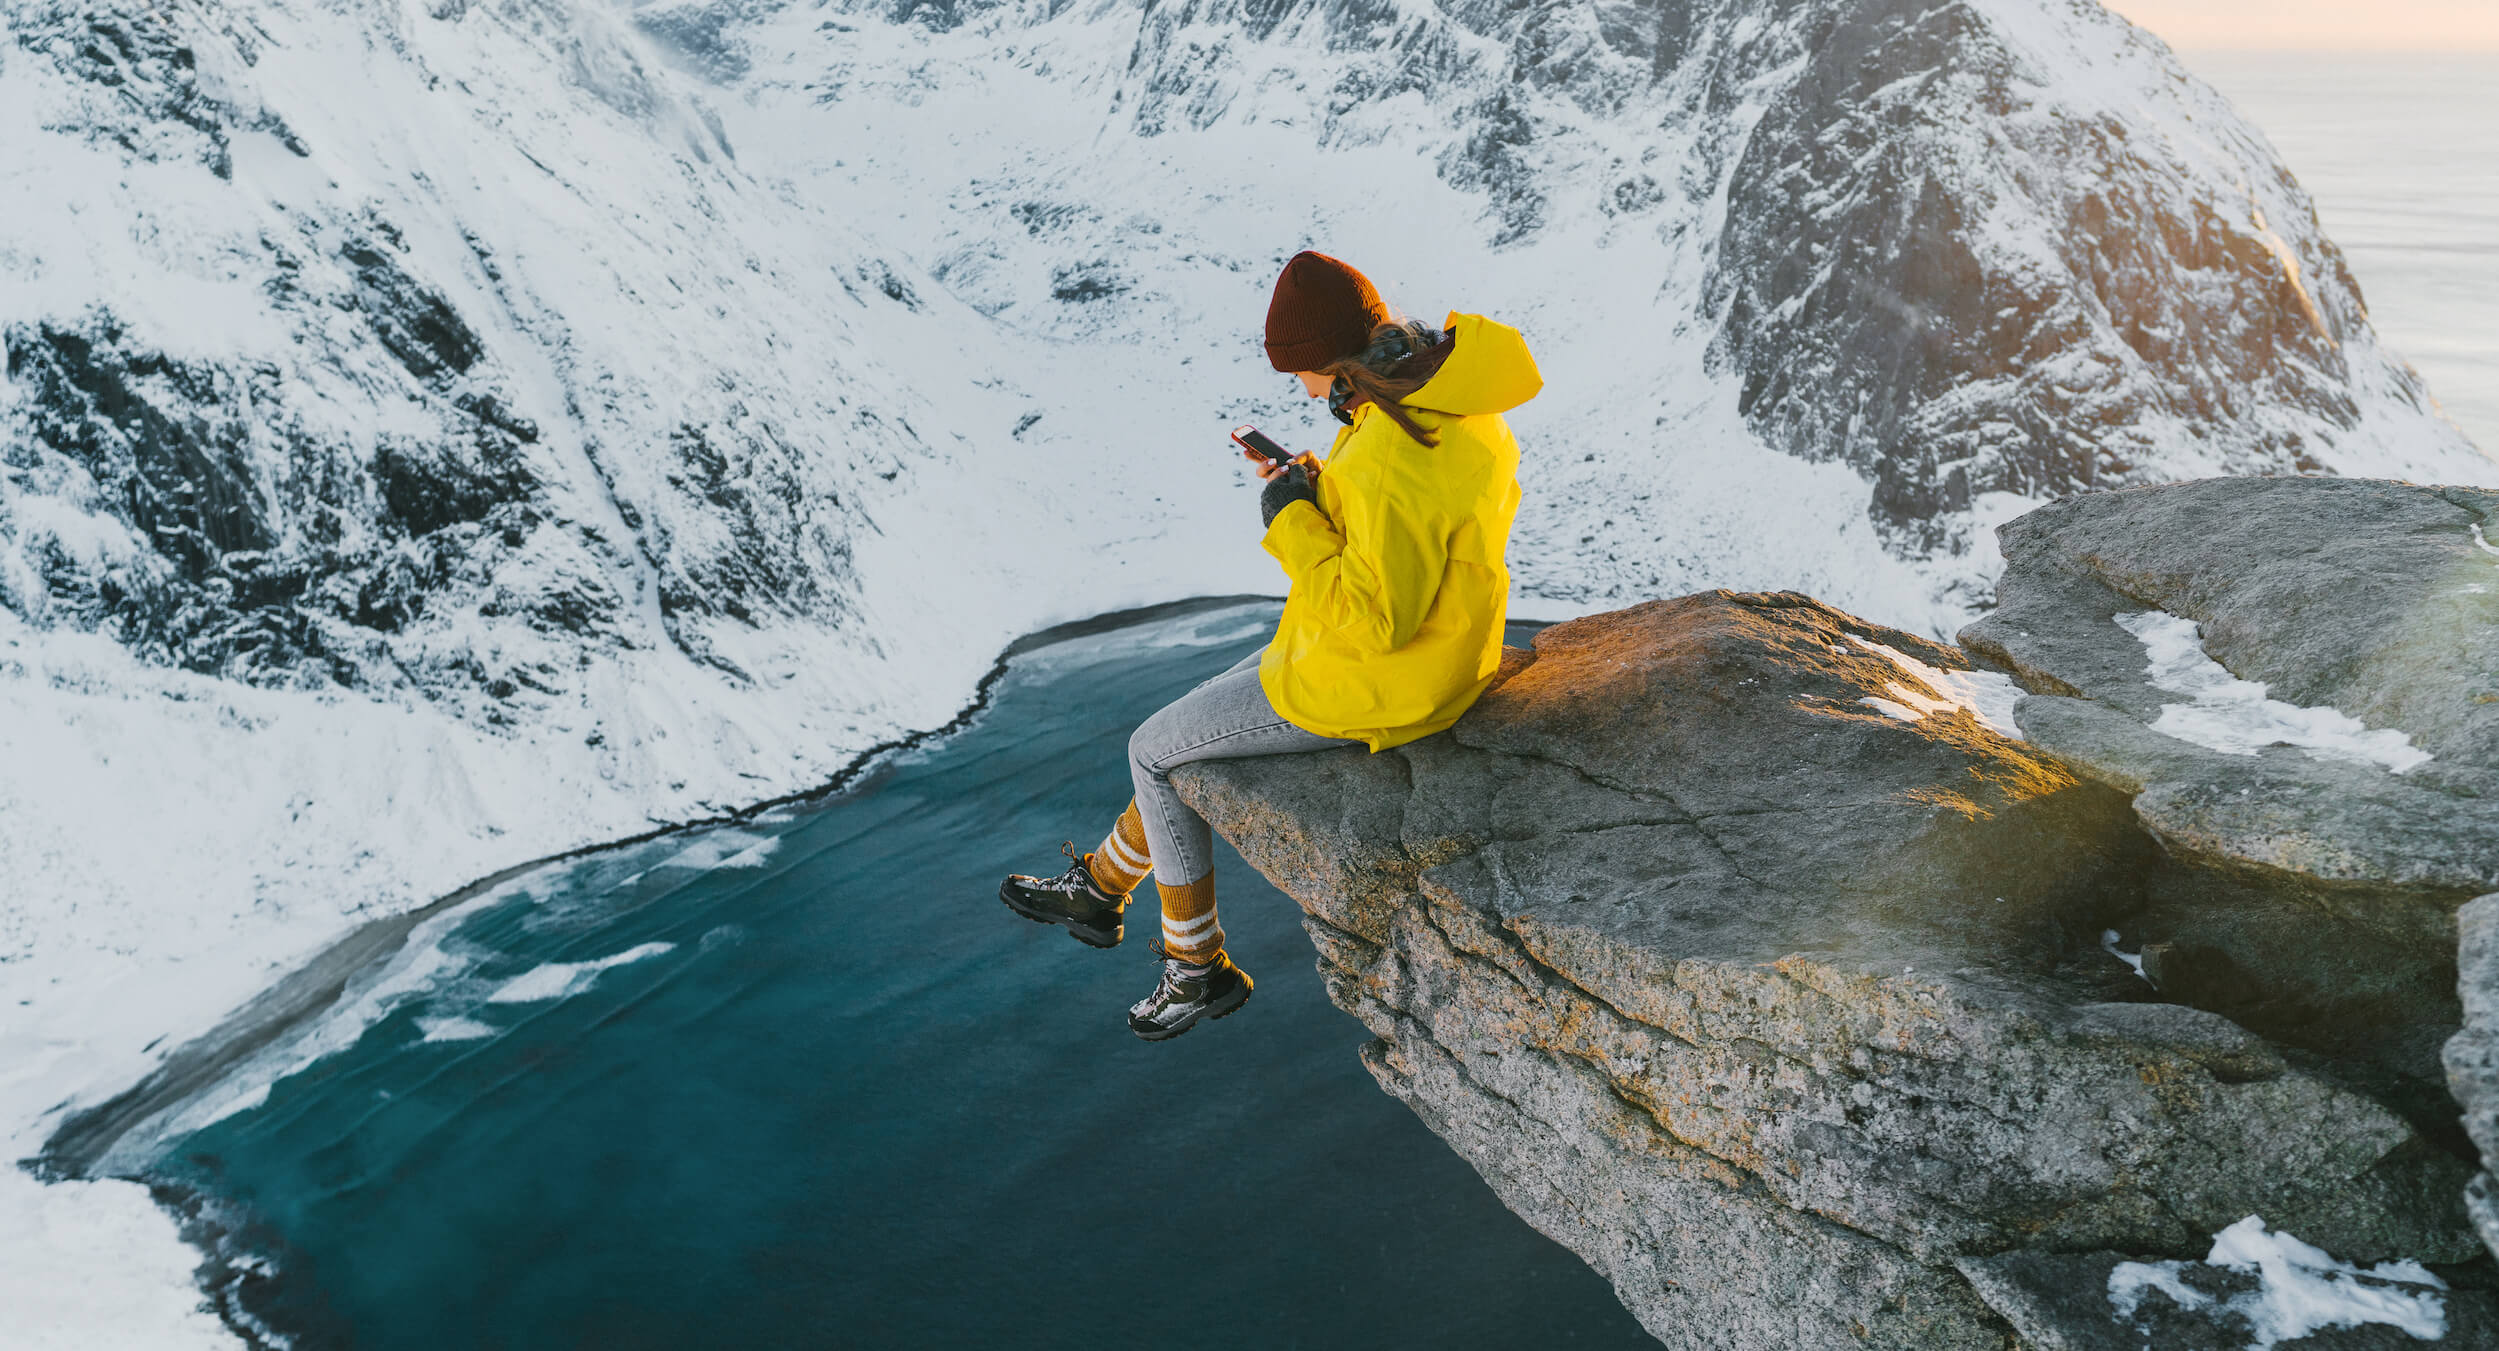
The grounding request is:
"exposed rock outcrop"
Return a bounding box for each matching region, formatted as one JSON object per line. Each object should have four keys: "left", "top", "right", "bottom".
{"left": 1176, "top": 477, "right": 2496, "bottom": 1346}
{"left": 1964, "top": 476, "right": 2499, "bottom": 1211}
{"left": 2447, "top": 896, "right": 2499, "bottom": 1267}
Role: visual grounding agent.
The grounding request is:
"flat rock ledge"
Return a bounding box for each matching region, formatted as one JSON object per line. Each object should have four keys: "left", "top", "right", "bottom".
{"left": 1175, "top": 479, "right": 2499, "bottom": 1348}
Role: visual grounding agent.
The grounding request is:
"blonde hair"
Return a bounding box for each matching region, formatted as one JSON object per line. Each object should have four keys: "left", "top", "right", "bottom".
{"left": 1321, "top": 318, "right": 1450, "bottom": 448}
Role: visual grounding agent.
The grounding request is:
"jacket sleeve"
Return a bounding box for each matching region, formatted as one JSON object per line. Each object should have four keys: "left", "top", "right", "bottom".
{"left": 1261, "top": 467, "right": 1449, "bottom": 654}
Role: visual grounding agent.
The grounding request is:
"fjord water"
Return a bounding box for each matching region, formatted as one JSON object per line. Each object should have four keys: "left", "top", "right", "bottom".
{"left": 146, "top": 603, "right": 1651, "bottom": 1349}
{"left": 2193, "top": 52, "right": 2499, "bottom": 453}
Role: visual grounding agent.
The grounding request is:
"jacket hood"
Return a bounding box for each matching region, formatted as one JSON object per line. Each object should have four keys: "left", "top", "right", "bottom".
{"left": 1406, "top": 312, "right": 1542, "bottom": 416}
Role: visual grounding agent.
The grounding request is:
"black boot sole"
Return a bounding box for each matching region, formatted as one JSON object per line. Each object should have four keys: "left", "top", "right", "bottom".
{"left": 1130, "top": 972, "right": 1253, "bottom": 1042}
{"left": 999, "top": 882, "right": 1123, "bottom": 949}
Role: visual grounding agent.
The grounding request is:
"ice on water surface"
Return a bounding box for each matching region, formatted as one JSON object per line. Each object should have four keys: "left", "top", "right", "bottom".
{"left": 653, "top": 831, "right": 781, "bottom": 872}
{"left": 484, "top": 941, "right": 677, "bottom": 1004}
{"left": 415, "top": 1016, "right": 498, "bottom": 1043}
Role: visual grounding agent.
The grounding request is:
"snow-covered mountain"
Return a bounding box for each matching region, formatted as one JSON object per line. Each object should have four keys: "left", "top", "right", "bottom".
{"left": 1, "top": 0, "right": 2490, "bottom": 1341}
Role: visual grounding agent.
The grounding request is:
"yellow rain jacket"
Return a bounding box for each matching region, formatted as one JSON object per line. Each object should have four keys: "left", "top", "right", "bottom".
{"left": 1259, "top": 312, "right": 1542, "bottom": 751}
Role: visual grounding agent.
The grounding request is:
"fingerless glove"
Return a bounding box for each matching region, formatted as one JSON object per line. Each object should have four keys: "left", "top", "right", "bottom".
{"left": 1260, "top": 463, "right": 1318, "bottom": 528}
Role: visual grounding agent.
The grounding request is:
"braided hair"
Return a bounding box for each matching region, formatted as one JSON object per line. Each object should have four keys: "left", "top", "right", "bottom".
{"left": 1321, "top": 319, "right": 1453, "bottom": 447}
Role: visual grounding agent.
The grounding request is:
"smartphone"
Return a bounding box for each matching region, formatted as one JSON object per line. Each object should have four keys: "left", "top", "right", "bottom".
{"left": 1231, "top": 424, "right": 1292, "bottom": 466}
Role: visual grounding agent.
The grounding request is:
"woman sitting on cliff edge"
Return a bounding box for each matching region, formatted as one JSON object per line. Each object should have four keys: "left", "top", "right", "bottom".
{"left": 1000, "top": 250, "right": 1543, "bottom": 1040}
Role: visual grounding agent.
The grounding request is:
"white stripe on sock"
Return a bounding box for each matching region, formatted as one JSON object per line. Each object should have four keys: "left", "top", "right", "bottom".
{"left": 1100, "top": 831, "right": 1149, "bottom": 875}
{"left": 1167, "top": 925, "right": 1223, "bottom": 955}
{"left": 1162, "top": 910, "right": 1220, "bottom": 939}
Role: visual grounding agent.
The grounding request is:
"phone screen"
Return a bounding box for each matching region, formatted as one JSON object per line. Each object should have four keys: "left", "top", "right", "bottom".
{"left": 1231, "top": 425, "right": 1291, "bottom": 464}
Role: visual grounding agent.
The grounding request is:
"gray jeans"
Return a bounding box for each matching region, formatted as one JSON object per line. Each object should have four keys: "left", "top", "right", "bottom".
{"left": 1130, "top": 649, "right": 1355, "bottom": 886}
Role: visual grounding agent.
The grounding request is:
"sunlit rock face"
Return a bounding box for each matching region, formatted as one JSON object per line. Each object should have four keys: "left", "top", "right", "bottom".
{"left": 1175, "top": 579, "right": 2487, "bottom": 1347}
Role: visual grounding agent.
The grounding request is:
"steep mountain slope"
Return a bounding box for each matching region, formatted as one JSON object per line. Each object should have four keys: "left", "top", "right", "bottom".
{"left": 718, "top": 0, "right": 2486, "bottom": 590}
{"left": 0, "top": 0, "right": 1275, "bottom": 1338}
{"left": 1, "top": 0, "right": 2492, "bottom": 1341}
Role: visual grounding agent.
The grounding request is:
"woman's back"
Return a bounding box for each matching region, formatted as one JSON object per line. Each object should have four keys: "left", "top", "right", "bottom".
{"left": 1258, "top": 312, "right": 1541, "bottom": 750}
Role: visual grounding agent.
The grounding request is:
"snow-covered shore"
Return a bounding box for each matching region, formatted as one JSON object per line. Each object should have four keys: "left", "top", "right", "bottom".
{"left": 0, "top": 583, "right": 1223, "bottom": 1349}
{"left": 0, "top": 587, "right": 1114, "bottom": 1348}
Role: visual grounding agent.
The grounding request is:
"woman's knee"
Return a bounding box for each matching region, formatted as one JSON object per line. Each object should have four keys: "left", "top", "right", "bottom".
{"left": 1127, "top": 714, "right": 1173, "bottom": 783}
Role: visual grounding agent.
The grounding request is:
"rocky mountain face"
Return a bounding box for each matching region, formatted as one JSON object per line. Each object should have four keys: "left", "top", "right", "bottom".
{"left": 1, "top": 0, "right": 923, "bottom": 715}
{"left": 7, "top": 0, "right": 2496, "bottom": 1316}
{"left": 1176, "top": 477, "right": 2499, "bottom": 1347}
{"left": 9, "top": 0, "right": 2495, "bottom": 1335}
{"left": 1070, "top": 0, "right": 2487, "bottom": 561}
{"left": 7, "top": 0, "right": 2488, "bottom": 719}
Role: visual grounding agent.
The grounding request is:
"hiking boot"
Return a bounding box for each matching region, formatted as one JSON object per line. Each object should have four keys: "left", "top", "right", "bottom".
{"left": 1127, "top": 946, "right": 1253, "bottom": 1041}
{"left": 1000, "top": 844, "right": 1127, "bottom": 949}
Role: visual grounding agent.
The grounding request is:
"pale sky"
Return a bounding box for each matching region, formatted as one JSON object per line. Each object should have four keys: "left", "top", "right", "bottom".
{"left": 2103, "top": 0, "right": 2499, "bottom": 50}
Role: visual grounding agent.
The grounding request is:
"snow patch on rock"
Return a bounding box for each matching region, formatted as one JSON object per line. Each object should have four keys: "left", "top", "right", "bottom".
{"left": 2117, "top": 610, "right": 2434, "bottom": 773}
{"left": 2108, "top": 1215, "right": 2450, "bottom": 1348}
{"left": 1848, "top": 633, "right": 2025, "bottom": 738}
{"left": 2100, "top": 929, "right": 2151, "bottom": 983}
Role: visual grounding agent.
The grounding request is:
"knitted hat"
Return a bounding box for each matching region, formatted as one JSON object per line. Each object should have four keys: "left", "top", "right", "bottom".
{"left": 1263, "top": 250, "right": 1388, "bottom": 373}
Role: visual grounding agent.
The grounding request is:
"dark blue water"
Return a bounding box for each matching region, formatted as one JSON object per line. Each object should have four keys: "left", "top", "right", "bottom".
{"left": 144, "top": 603, "right": 1653, "bottom": 1350}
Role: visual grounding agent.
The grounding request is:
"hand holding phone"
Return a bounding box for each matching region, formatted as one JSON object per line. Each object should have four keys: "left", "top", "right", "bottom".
{"left": 1232, "top": 424, "right": 1291, "bottom": 470}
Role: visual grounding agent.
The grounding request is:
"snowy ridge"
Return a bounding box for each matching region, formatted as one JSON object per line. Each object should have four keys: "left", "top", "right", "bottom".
{"left": 1, "top": 0, "right": 2495, "bottom": 1341}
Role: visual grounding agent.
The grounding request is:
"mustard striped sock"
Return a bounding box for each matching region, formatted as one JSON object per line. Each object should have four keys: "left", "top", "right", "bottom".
{"left": 1156, "top": 873, "right": 1224, "bottom": 965}
{"left": 1084, "top": 802, "right": 1152, "bottom": 898}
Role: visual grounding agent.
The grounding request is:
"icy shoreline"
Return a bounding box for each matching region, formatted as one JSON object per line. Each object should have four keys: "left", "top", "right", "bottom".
{"left": 33, "top": 594, "right": 1272, "bottom": 1184}
{"left": 0, "top": 594, "right": 1275, "bottom": 1349}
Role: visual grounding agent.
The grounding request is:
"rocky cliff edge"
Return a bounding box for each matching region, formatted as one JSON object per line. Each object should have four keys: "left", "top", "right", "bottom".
{"left": 1175, "top": 476, "right": 2499, "bottom": 1348}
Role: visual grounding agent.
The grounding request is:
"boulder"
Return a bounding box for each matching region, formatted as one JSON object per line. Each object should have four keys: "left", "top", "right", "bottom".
{"left": 1174, "top": 586, "right": 2481, "bottom": 1348}
{"left": 1963, "top": 476, "right": 2499, "bottom": 1253}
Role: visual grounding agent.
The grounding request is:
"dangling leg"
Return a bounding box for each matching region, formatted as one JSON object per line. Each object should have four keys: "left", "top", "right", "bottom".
{"left": 1088, "top": 802, "right": 1154, "bottom": 897}
{"left": 998, "top": 800, "right": 1151, "bottom": 949}
{"left": 1122, "top": 651, "right": 1352, "bottom": 1040}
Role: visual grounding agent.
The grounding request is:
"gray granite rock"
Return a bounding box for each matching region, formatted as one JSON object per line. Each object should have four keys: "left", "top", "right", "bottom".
{"left": 2449, "top": 896, "right": 2499, "bottom": 1264}
{"left": 1965, "top": 477, "right": 2499, "bottom": 860}
{"left": 1176, "top": 589, "right": 2479, "bottom": 1349}
{"left": 1964, "top": 477, "right": 2499, "bottom": 1207}
{"left": 1974, "top": 478, "right": 2499, "bottom": 775}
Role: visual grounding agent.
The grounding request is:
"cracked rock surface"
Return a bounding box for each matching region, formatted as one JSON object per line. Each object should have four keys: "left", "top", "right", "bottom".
{"left": 1174, "top": 586, "right": 2483, "bottom": 1348}
{"left": 1962, "top": 476, "right": 2499, "bottom": 1284}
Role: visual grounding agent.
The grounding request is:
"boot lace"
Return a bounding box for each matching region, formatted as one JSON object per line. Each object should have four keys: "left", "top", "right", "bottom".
{"left": 1018, "top": 842, "right": 1097, "bottom": 895}
{"left": 1143, "top": 939, "right": 1215, "bottom": 999}
{"left": 1131, "top": 940, "right": 1196, "bottom": 1018}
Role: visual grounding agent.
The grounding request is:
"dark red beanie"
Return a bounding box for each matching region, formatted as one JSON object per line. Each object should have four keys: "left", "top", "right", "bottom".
{"left": 1263, "top": 251, "right": 1387, "bottom": 373}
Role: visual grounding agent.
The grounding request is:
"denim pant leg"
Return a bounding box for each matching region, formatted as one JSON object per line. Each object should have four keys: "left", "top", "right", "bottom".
{"left": 1128, "top": 650, "right": 1355, "bottom": 886}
